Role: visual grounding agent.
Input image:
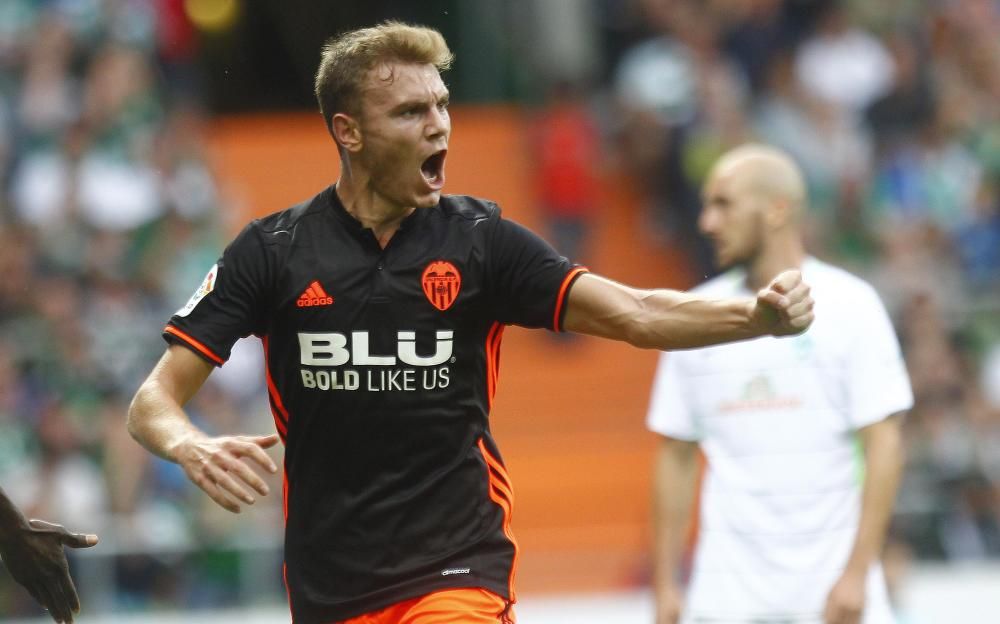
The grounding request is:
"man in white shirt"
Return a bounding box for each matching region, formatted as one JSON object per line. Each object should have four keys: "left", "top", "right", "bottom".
{"left": 647, "top": 144, "right": 913, "bottom": 624}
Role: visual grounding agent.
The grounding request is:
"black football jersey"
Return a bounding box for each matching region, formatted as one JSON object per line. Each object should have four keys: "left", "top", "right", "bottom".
{"left": 164, "top": 186, "right": 586, "bottom": 622}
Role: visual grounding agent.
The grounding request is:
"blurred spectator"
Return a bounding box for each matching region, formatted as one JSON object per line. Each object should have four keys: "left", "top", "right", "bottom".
{"left": 794, "top": 1, "right": 895, "bottom": 113}
{"left": 532, "top": 79, "right": 601, "bottom": 264}
{"left": 613, "top": 0, "right": 745, "bottom": 274}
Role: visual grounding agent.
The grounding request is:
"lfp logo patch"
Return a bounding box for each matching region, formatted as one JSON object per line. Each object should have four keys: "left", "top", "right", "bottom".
{"left": 422, "top": 260, "right": 461, "bottom": 311}
{"left": 176, "top": 263, "right": 218, "bottom": 317}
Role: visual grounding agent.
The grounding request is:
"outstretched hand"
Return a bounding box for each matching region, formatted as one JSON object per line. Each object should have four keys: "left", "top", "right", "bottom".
{"left": 751, "top": 269, "right": 814, "bottom": 336}
{"left": 1, "top": 519, "right": 98, "bottom": 623}
{"left": 175, "top": 433, "right": 280, "bottom": 513}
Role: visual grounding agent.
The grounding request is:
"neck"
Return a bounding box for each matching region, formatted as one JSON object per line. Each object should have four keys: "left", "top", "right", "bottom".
{"left": 335, "top": 174, "right": 414, "bottom": 248}
{"left": 745, "top": 233, "right": 806, "bottom": 292}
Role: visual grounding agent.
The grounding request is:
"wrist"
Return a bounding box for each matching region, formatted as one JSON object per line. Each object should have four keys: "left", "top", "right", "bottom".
{"left": 164, "top": 428, "right": 206, "bottom": 464}
{"left": 841, "top": 560, "right": 869, "bottom": 581}
{"left": 0, "top": 505, "right": 30, "bottom": 548}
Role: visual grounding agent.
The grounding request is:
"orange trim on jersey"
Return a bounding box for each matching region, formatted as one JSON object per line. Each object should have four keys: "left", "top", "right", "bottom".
{"left": 478, "top": 438, "right": 519, "bottom": 603}
{"left": 485, "top": 322, "right": 505, "bottom": 412}
{"left": 552, "top": 267, "right": 589, "bottom": 332}
{"left": 282, "top": 468, "right": 293, "bottom": 618}
{"left": 164, "top": 325, "right": 225, "bottom": 366}
{"left": 282, "top": 466, "right": 289, "bottom": 523}
{"left": 261, "top": 336, "right": 289, "bottom": 441}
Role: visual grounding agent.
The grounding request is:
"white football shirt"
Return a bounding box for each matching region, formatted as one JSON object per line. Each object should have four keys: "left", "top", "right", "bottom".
{"left": 647, "top": 257, "right": 913, "bottom": 623}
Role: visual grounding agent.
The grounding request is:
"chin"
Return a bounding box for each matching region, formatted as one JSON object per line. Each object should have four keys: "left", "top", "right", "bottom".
{"left": 414, "top": 190, "right": 442, "bottom": 208}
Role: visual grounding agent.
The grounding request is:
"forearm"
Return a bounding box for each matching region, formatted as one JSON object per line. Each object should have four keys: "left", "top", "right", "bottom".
{"left": 653, "top": 441, "right": 699, "bottom": 591}
{"left": 128, "top": 346, "right": 216, "bottom": 463}
{"left": 629, "top": 289, "right": 758, "bottom": 350}
{"left": 565, "top": 275, "right": 757, "bottom": 350}
{"left": 127, "top": 379, "right": 205, "bottom": 464}
{"left": 844, "top": 421, "right": 904, "bottom": 576}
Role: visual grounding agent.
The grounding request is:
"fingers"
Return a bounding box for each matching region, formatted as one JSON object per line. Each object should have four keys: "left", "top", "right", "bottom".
{"left": 183, "top": 436, "right": 280, "bottom": 513}
{"left": 27, "top": 519, "right": 62, "bottom": 532}
{"left": 52, "top": 582, "right": 75, "bottom": 623}
{"left": 769, "top": 269, "right": 801, "bottom": 294}
{"left": 61, "top": 574, "right": 81, "bottom": 616}
{"left": 38, "top": 584, "right": 70, "bottom": 623}
{"left": 757, "top": 288, "right": 788, "bottom": 310}
{"left": 242, "top": 436, "right": 280, "bottom": 474}
{"left": 189, "top": 469, "right": 244, "bottom": 513}
{"left": 253, "top": 433, "right": 281, "bottom": 451}
{"left": 760, "top": 273, "right": 814, "bottom": 333}
{"left": 61, "top": 532, "right": 99, "bottom": 549}
{"left": 27, "top": 519, "right": 99, "bottom": 549}
{"left": 204, "top": 461, "right": 257, "bottom": 508}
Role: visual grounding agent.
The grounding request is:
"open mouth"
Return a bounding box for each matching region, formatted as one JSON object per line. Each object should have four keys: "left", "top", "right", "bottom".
{"left": 420, "top": 149, "right": 447, "bottom": 187}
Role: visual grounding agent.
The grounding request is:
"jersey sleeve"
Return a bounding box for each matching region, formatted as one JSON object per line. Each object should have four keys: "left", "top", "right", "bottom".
{"left": 163, "top": 222, "right": 272, "bottom": 366}
{"left": 845, "top": 286, "right": 914, "bottom": 429}
{"left": 646, "top": 351, "right": 701, "bottom": 440}
{"left": 487, "top": 215, "right": 587, "bottom": 331}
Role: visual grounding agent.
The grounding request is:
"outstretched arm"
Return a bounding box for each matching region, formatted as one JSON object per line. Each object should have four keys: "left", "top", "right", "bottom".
{"left": 824, "top": 414, "right": 905, "bottom": 624}
{"left": 128, "top": 345, "right": 279, "bottom": 514}
{"left": 0, "top": 487, "right": 98, "bottom": 623}
{"left": 563, "top": 269, "right": 813, "bottom": 349}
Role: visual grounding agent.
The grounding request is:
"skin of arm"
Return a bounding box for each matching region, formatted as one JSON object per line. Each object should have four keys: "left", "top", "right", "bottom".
{"left": 0, "top": 487, "right": 98, "bottom": 624}
{"left": 823, "top": 413, "right": 905, "bottom": 624}
{"left": 562, "top": 270, "right": 813, "bottom": 349}
{"left": 653, "top": 436, "right": 700, "bottom": 624}
{"left": 127, "top": 345, "right": 279, "bottom": 514}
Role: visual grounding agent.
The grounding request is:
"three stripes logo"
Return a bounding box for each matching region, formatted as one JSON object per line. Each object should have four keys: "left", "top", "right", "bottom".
{"left": 421, "top": 260, "right": 461, "bottom": 311}
{"left": 297, "top": 280, "right": 334, "bottom": 307}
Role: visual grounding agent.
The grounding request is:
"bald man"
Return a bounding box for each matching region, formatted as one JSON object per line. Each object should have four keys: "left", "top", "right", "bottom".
{"left": 646, "top": 145, "right": 913, "bottom": 624}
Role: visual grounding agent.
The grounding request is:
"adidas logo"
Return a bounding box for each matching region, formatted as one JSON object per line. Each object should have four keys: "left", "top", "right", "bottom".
{"left": 297, "top": 280, "right": 334, "bottom": 307}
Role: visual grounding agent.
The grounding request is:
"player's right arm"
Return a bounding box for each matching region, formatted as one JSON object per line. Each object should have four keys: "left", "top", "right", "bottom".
{"left": 127, "top": 345, "right": 278, "bottom": 513}
{"left": 653, "top": 436, "right": 699, "bottom": 624}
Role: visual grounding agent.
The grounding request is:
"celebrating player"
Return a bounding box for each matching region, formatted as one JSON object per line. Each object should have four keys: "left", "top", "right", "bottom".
{"left": 647, "top": 144, "right": 912, "bottom": 624}
{"left": 128, "top": 23, "right": 814, "bottom": 624}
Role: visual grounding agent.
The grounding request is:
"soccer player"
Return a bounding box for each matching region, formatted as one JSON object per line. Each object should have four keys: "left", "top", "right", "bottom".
{"left": 127, "top": 23, "right": 814, "bottom": 624}
{"left": 647, "top": 144, "right": 912, "bottom": 624}
{"left": 0, "top": 486, "right": 98, "bottom": 623}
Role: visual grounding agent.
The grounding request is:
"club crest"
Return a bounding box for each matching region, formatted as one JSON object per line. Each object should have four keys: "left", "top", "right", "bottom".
{"left": 421, "top": 260, "right": 461, "bottom": 311}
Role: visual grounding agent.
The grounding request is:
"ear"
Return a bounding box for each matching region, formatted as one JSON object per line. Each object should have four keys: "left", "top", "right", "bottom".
{"left": 765, "top": 198, "right": 791, "bottom": 229}
{"left": 331, "top": 112, "right": 362, "bottom": 153}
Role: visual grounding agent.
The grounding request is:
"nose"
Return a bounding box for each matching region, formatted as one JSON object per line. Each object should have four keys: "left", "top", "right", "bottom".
{"left": 698, "top": 207, "right": 716, "bottom": 236}
{"left": 426, "top": 106, "right": 449, "bottom": 140}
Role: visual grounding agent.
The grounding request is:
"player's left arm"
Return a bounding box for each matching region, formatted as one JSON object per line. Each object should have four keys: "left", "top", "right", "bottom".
{"left": 562, "top": 270, "right": 813, "bottom": 349}
{"left": 824, "top": 413, "right": 905, "bottom": 624}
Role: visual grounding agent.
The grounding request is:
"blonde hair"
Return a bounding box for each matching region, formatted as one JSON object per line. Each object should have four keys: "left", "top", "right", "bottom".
{"left": 314, "top": 21, "right": 454, "bottom": 133}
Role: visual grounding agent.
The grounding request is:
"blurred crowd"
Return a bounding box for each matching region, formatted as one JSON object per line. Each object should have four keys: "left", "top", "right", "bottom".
{"left": 0, "top": 0, "right": 278, "bottom": 617}
{"left": 0, "top": 0, "right": 997, "bottom": 618}
{"left": 593, "top": 0, "right": 1000, "bottom": 562}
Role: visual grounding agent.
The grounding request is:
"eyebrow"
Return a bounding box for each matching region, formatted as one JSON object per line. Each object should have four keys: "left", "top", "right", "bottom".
{"left": 390, "top": 90, "right": 450, "bottom": 113}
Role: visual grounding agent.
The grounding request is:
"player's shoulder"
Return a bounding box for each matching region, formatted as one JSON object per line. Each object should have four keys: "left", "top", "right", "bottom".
{"left": 256, "top": 188, "right": 330, "bottom": 235}
{"left": 236, "top": 187, "right": 332, "bottom": 250}
{"left": 803, "top": 257, "right": 881, "bottom": 302}
{"left": 436, "top": 194, "right": 500, "bottom": 223}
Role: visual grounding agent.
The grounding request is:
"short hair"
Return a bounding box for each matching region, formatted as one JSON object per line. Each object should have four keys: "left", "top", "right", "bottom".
{"left": 314, "top": 21, "right": 454, "bottom": 134}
